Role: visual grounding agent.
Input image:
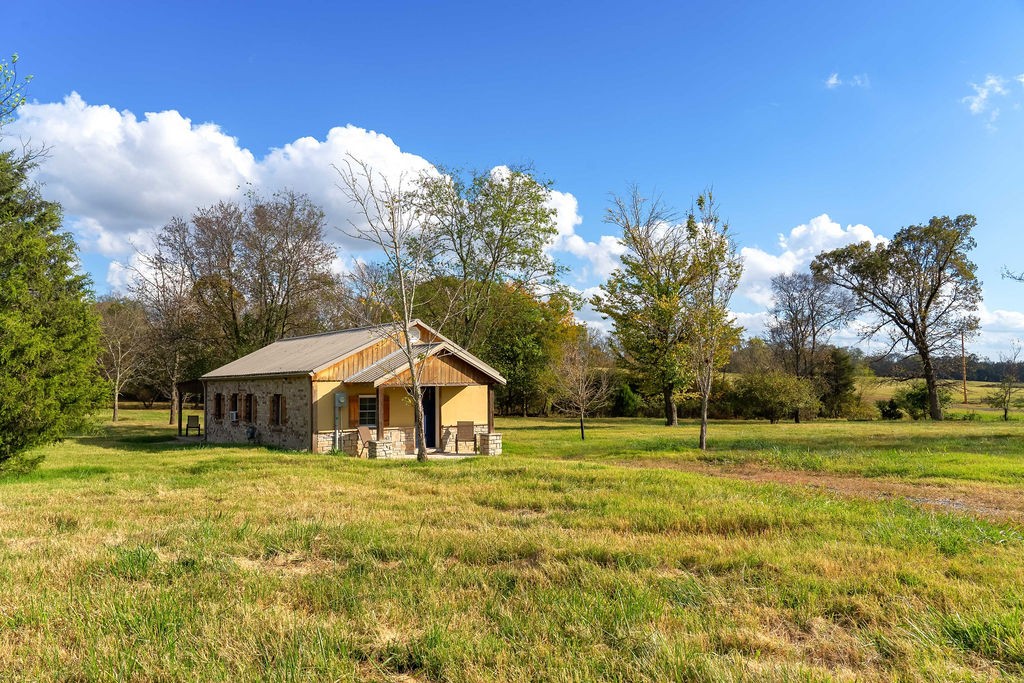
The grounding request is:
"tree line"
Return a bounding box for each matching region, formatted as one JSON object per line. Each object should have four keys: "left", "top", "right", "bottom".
{"left": 0, "top": 54, "right": 1008, "bottom": 472}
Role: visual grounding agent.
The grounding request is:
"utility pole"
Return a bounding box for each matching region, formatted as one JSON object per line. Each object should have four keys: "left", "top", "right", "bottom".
{"left": 961, "top": 328, "right": 969, "bottom": 404}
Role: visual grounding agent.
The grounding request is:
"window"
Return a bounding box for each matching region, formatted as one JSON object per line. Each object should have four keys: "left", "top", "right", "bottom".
{"left": 230, "top": 393, "right": 238, "bottom": 413}
{"left": 270, "top": 394, "right": 284, "bottom": 426}
{"left": 214, "top": 393, "right": 223, "bottom": 420}
{"left": 244, "top": 394, "right": 254, "bottom": 422}
{"left": 358, "top": 395, "right": 377, "bottom": 427}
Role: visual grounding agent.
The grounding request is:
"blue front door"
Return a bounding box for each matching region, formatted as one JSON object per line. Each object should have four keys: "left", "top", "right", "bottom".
{"left": 422, "top": 387, "right": 436, "bottom": 449}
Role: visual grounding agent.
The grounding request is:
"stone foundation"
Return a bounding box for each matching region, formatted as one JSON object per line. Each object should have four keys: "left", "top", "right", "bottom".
{"left": 479, "top": 433, "right": 502, "bottom": 455}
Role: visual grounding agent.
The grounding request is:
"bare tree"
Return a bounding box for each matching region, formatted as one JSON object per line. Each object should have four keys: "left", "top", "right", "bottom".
{"left": 767, "top": 272, "right": 855, "bottom": 378}
{"left": 684, "top": 191, "right": 743, "bottom": 450}
{"left": 96, "top": 297, "right": 149, "bottom": 422}
{"left": 183, "top": 189, "right": 339, "bottom": 358}
{"left": 335, "top": 156, "right": 455, "bottom": 461}
{"left": 984, "top": 342, "right": 1023, "bottom": 421}
{"left": 554, "top": 327, "right": 612, "bottom": 440}
{"left": 130, "top": 218, "right": 203, "bottom": 425}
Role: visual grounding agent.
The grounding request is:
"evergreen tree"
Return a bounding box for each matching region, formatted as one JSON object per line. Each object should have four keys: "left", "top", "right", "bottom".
{"left": 0, "top": 151, "right": 105, "bottom": 471}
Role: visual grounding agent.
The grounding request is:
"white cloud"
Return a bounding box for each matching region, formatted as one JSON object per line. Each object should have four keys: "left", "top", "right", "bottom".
{"left": 737, "top": 213, "right": 885, "bottom": 307}
{"left": 962, "top": 74, "right": 1009, "bottom": 115}
{"left": 544, "top": 189, "right": 624, "bottom": 280}
{"left": 7, "top": 93, "right": 590, "bottom": 293}
{"left": 824, "top": 73, "right": 869, "bottom": 90}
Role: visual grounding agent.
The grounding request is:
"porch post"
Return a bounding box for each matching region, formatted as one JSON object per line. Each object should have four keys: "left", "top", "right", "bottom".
{"left": 376, "top": 386, "right": 383, "bottom": 440}
{"left": 488, "top": 385, "right": 495, "bottom": 433}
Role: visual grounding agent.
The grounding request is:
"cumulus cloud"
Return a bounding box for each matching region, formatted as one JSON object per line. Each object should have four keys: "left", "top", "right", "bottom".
{"left": 5, "top": 93, "right": 587, "bottom": 289}
{"left": 544, "top": 189, "right": 623, "bottom": 280}
{"left": 8, "top": 94, "right": 605, "bottom": 288}
{"left": 737, "top": 213, "right": 885, "bottom": 307}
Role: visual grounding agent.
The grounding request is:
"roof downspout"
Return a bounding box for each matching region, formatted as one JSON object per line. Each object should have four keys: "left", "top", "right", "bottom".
{"left": 309, "top": 372, "right": 316, "bottom": 452}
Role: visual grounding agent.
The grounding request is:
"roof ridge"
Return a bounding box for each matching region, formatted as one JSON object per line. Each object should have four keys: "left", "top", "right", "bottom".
{"left": 276, "top": 321, "right": 396, "bottom": 342}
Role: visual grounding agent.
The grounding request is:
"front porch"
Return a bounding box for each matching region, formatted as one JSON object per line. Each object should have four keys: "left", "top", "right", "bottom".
{"left": 320, "top": 421, "right": 502, "bottom": 458}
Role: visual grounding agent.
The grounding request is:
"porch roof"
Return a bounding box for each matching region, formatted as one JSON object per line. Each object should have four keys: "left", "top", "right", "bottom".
{"left": 344, "top": 343, "right": 442, "bottom": 383}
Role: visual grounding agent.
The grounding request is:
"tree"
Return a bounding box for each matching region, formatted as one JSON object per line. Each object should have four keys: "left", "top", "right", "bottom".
{"left": 479, "top": 284, "right": 574, "bottom": 417}
{"left": 553, "top": 327, "right": 612, "bottom": 440}
{"left": 416, "top": 165, "right": 563, "bottom": 352}
{"left": 594, "top": 187, "right": 690, "bottom": 426}
{"left": 130, "top": 216, "right": 206, "bottom": 425}
{"left": 812, "top": 215, "right": 982, "bottom": 421}
{"left": 733, "top": 369, "right": 820, "bottom": 424}
{"left": 983, "top": 343, "right": 1023, "bottom": 421}
{"left": 767, "top": 272, "right": 855, "bottom": 378}
{"left": 0, "top": 54, "right": 31, "bottom": 125}
{"left": 183, "top": 189, "right": 340, "bottom": 360}
{"left": 892, "top": 381, "right": 952, "bottom": 420}
{"left": 96, "top": 296, "right": 149, "bottom": 422}
{"left": 820, "top": 347, "right": 858, "bottom": 418}
{"left": 336, "top": 156, "right": 447, "bottom": 461}
{"left": 684, "top": 192, "right": 743, "bottom": 450}
{"left": 0, "top": 151, "right": 106, "bottom": 472}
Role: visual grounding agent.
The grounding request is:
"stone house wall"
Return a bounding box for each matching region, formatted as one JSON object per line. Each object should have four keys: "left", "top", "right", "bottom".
{"left": 205, "top": 376, "right": 311, "bottom": 451}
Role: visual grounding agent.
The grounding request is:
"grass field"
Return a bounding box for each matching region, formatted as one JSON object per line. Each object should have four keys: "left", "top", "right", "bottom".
{"left": 856, "top": 378, "right": 1007, "bottom": 416}
{"left": 2, "top": 411, "right": 1024, "bottom": 681}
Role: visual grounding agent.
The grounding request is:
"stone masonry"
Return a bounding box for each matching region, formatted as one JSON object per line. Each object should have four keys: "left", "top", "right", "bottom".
{"left": 205, "top": 376, "right": 311, "bottom": 451}
{"left": 479, "top": 433, "right": 502, "bottom": 455}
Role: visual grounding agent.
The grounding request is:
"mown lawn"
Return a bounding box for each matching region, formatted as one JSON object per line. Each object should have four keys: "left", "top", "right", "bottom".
{"left": 2, "top": 411, "right": 1023, "bottom": 681}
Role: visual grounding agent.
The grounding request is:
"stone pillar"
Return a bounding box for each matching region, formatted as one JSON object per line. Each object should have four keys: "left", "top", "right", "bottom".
{"left": 368, "top": 440, "right": 396, "bottom": 459}
{"left": 480, "top": 433, "right": 502, "bottom": 456}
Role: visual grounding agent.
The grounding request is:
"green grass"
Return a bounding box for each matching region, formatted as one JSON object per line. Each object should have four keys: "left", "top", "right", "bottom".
{"left": 2, "top": 412, "right": 1024, "bottom": 681}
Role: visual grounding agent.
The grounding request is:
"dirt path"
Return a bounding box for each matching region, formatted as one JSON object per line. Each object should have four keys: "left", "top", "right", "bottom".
{"left": 620, "top": 459, "right": 1024, "bottom": 524}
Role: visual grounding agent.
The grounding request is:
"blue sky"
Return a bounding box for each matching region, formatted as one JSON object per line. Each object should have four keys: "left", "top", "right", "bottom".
{"left": 3, "top": 1, "right": 1024, "bottom": 356}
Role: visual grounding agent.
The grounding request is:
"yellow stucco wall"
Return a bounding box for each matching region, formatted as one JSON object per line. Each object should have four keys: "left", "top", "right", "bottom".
{"left": 439, "top": 385, "right": 489, "bottom": 427}
{"left": 314, "top": 382, "right": 418, "bottom": 430}
{"left": 314, "top": 382, "right": 489, "bottom": 432}
{"left": 387, "top": 387, "right": 415, "bottom": 426}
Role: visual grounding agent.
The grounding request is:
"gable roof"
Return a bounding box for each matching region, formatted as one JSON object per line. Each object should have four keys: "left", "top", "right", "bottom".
{"left": 200, "top": 321, "right": 506, "bottom": 385}
{"left": 201, "top": 325, "right": 384, "bottom": 379}
{"left": 343, "top": 343, "right": 442, "bottom": 384}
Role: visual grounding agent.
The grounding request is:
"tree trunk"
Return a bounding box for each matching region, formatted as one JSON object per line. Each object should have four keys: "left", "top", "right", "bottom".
{"left": 699, "top": 393, "right": 709, "bottom": 450}
{"left": 579, "top": 414, "right": 585, "bottom": 441}
{"left": 169, "top": 383, "right": 178, "bottom": 426}
{"left": 663, "top": 385, "right": 677, "bottom": 426}
{"left": 413, "top": 384, "right": 428, "bottom": 462}
{"left": 921, "top": 352, "right": 944, "bottom": 421}
{"left": 112, "top": 388, "right": 119, "bottom": 422}
{"left": 1004, "top": 406, "right": 1009, "bottom": 421}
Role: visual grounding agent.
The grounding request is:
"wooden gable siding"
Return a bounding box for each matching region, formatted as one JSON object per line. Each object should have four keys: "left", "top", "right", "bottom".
{"left": 312, "top": 338, "right": 396, "bottom": 381}
{"left": 381, "top": 351, "right": 491, "bottom": 387}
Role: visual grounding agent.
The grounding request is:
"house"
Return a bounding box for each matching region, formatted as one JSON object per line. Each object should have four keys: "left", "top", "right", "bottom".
{"left": 199, "top": 320, "right": 505, "bottom": 456}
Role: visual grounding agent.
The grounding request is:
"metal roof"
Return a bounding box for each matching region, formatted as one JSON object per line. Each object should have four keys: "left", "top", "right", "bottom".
{"left": 344, "top": 343, "right": 442, "bottom": 383}
{"left": 201, "top": 325, "right": 386, "bottom": 379}
{"left": 200, "top": 319, "right": 507, "bottom": 385}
